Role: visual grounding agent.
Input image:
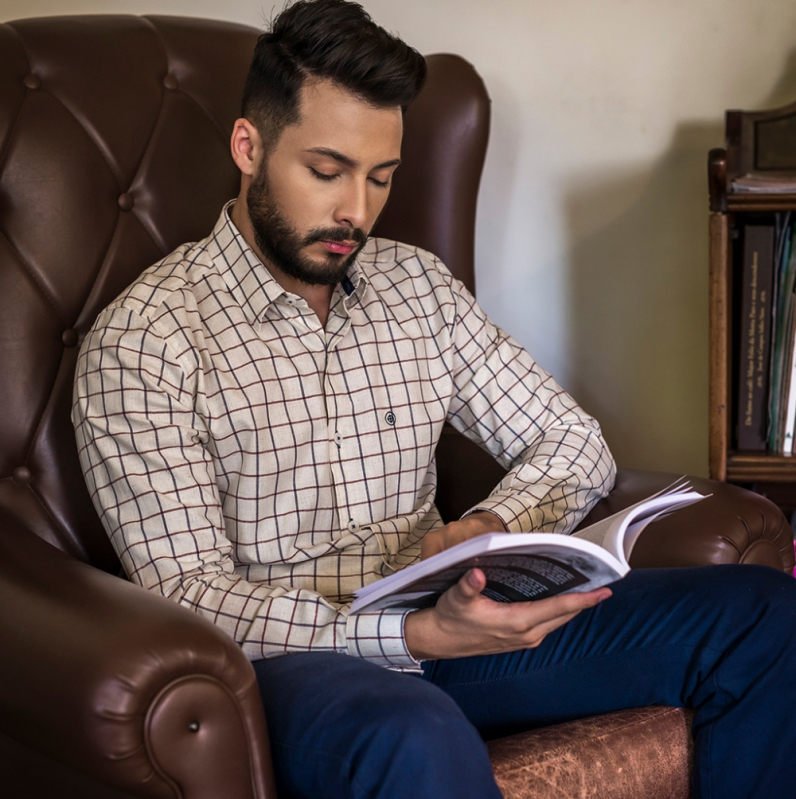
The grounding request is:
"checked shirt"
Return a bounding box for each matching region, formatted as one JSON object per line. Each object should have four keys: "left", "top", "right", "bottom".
{"left": 72, "top": 203, "right": 616, "bottom": 670}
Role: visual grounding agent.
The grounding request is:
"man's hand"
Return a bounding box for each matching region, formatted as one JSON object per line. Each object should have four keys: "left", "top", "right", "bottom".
{"left": 403, "top": 567, "right": 612, "bottom": 661}
{"left": 420, "top": 510, "right": 507, "bottom": 559}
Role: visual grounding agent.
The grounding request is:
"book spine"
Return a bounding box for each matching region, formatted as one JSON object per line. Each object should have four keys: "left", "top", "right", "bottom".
{"left": 768, "top": 218, "right": 793, "bottom": 449}
{"left": 780, "top": 233, "right": 796, "bottom": 453}
{"left": 771, "top": 224, "right": 795, "bottom": 450}
{"left": 737, "top": 223, "right": 775, "bottom": 451}
{"left": 757, "top": 226, "right": 775, "bottom": 447}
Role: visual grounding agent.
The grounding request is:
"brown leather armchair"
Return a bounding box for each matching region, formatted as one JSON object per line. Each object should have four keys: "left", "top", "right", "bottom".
{"left": 0, "top": 15, "right": 792, "bottom": 799}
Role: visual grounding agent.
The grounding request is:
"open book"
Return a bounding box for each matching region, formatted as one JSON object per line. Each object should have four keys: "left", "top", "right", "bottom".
{"left": 350, "top": 479, "right": 706, "bottom": 614}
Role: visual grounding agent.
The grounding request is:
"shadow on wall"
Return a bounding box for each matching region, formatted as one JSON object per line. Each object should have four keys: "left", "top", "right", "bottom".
{"left": 562, "top": 53, "right": 796, "bottom": 478}
{"left": 474, "top": 71, "right": 523, "bottom": 295}
{"left": 762, "top": 49, "right": 796, "bottom": 110}
{"left": 563, "top": 121, "right": 721, "bottom": 478}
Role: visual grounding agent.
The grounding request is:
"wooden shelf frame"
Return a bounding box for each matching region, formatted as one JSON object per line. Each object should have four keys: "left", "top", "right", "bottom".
{"left": 726, "top": 453, "right": 796, "bottom": 482}
{"left": 708, "top": 211, "right": 730, "bottom": 481}
{"left": 708, "top": 100, "right": 796, "bottom": 490}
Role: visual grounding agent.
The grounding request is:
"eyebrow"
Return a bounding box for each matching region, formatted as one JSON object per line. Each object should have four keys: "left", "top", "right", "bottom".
{"left": 304, "top": 147, "right": 402, "bottom": 171}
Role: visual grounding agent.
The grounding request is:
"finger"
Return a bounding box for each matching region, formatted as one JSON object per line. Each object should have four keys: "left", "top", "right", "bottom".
{"left": 420, "top": 537, "right": 435, "bottom": 560}
{"left": 515, "top": 592, "right": 612, "bottom": 647}
{"left": 507, "top": 587, "right": 612, "bottom": 629}
{"left": 544, "top": 587, "right": 612, "bottom": 615}
{"left": 451, "top": 568, "right": 486, "bottom": 600}
{"left": 420, "top": 536, "right": 442, "bottom": 560}
{"left": 420, "top": 527, "right": 449, "bottom": 560}
{"left": 521, "top": 610, "right": 583, "bottom": 647}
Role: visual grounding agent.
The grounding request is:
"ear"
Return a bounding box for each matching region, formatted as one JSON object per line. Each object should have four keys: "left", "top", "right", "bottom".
{"left": 230, "top": 118, "right": 263, "bottom": 177}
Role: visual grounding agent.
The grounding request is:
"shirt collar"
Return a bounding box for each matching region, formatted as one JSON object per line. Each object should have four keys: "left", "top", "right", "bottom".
{"left": 207, "top": 200, "right": 371, "bottom": 324}
{"left": 207, "top": 201, "right": 285, "bottom": 326}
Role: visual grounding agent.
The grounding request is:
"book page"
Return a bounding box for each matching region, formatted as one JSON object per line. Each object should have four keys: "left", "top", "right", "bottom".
{"left": 350, "top": 483, "right": 706, "bottom": 615}
{"left": 353, "top": 543, "right": 625, "bottom": 613}
{"left": 350, "top": 532, "right": 628, "bottom": 613}
{"left": 571, "top": 479, "right": 703, "bottom": 566}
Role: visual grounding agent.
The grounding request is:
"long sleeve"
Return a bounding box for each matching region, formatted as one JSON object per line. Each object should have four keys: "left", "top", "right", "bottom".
{"left": 445, "top": 279, "right": 616, "bottom": 533}
{"left": 71, "top": 214, "right": 615, "bottom": 669}
{"left": 72, "top": 305, "right": 418, "bottom": 668}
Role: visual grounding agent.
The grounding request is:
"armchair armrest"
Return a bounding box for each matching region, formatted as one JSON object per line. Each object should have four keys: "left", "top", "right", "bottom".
{"left": 0, "top": 511, "right": 276, "bottom": 799}
{"left": 576, "top": 468, "right": 795, "bottom": 573}
{"left": 437, "top": 427, "right": 794, "bottom": 573}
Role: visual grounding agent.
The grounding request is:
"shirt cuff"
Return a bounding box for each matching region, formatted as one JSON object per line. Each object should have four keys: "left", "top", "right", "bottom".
{"left": 345, "top": 607, "right": 423, "bottom": 670}
{"left": 462, "top": 495, "right": 531, "bottom": 533}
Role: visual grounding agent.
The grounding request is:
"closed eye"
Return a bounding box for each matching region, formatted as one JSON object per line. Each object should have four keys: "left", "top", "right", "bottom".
{"left": 369, "top": 177, "right": 390, "bottom": 188}
{"left": 310, "top": 167, "right": 339, "bottom": 182}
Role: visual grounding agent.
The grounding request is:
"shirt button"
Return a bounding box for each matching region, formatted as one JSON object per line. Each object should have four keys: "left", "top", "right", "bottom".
{"left": 333, "top": 432, "right": 343, "bottom": 446}
{"left": 347, "top": 520, "right": 360, "bottom": 533}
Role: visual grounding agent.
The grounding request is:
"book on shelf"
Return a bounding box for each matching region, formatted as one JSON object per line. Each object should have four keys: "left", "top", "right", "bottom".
{"left": 783, "top": 293, "right": 796, "bottom": 454}
{"left": 737, "top": 221, "right": 775, "bottom": 450}
{"left": 350, "top": 480, "right": 706, "bottom": 614}
{"left": 731, "top": 175, "right": 796, "bottom": 194}
{"left": 767, "top": 216, "right": 796, "bottom": 452}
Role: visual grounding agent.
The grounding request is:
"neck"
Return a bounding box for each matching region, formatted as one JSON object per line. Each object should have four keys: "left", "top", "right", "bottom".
{"left": 230, "top": 195, "right": 334, "bottom": 328}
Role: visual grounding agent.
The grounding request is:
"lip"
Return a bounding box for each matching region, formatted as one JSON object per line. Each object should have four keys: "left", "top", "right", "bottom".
{"left": 321, "top": 240, "right": 356, "bottom": 255}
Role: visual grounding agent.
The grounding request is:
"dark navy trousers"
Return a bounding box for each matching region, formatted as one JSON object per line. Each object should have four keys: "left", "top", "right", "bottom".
{"left": 253, "top": 565, "right": 796, "bottom": 798}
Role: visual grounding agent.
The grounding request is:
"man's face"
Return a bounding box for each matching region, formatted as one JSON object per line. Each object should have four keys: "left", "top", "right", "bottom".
{"left": 247, "top": 79, "right": 403, "bottom": 286}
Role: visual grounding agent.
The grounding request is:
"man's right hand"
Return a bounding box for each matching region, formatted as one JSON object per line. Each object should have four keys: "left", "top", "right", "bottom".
{"left": 403, "top": 567, "right": 612, "bottom": 661}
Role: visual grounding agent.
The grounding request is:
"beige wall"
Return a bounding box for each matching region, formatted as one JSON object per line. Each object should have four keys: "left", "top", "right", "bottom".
{"left": 6, "top": 0, "right": 796, "bottom": 476}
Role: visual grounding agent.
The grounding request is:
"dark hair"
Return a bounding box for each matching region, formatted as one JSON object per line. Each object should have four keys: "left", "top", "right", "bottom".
{"left": 242, "top": 0, "right": 427, "bottom": 151}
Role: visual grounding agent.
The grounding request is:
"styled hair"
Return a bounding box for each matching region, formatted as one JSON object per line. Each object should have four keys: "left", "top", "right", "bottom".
{"left": 242, "top": 0, "right": 427, "bottom": 151}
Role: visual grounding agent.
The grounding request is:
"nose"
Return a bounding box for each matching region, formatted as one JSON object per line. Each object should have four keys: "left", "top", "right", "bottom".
{"left": 334, "top": 176, "right": 368, "bottom": 232}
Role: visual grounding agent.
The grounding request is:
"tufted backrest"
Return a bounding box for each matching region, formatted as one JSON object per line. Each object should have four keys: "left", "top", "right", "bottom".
{"left": 0, "top": 15, "right": 490, "bottom": 572}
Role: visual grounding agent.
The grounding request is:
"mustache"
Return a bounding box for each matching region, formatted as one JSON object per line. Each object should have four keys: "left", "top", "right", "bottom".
{"left": 302, "top": 227, "right": 367, "bottom": 247}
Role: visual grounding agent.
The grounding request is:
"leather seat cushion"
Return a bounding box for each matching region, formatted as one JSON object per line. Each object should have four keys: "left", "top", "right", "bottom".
{"left": 488, "top": 706, "right": 694, "bottom": 799}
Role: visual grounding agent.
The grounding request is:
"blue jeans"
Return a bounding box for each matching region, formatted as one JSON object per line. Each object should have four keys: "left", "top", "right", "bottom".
{"left": 253, "top": 565, "right": 796, "bottom": 798}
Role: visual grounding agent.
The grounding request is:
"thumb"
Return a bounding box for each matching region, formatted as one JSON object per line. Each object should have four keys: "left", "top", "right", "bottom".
{"left": 452, "top": 568, "right": 486, "bottom": 601}
{"left": 420, "top": 535, "right": 442, "bottom": 560}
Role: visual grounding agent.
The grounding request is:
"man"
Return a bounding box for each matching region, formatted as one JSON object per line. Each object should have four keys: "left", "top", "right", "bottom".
{"left": 73, "top": 1, "right": 796, "bottom": 797}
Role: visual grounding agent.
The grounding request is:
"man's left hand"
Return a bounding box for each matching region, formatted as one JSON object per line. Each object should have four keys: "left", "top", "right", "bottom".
{"left": 420, "top": 510, "right": 507, "bottom": 559}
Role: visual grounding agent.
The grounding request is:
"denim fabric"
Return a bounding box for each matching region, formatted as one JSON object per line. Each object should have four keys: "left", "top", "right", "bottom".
{"left": 255, "top": 565, "right": 796, "bottom": 799}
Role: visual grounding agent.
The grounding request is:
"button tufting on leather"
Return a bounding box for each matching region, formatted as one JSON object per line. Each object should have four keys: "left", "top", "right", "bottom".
{"left": 12, "top": 466, "right": 32, "bottom": 485}
{"left": 118, "top": 193, "right": 134, "bottom": 211}
{"left": 163, "top": 74, "right": 179, "bottom": 90}
{"left": 61, "top": 329, "right": 79, "bottom": 348}
{"left": 23, "top": 74, "right": 41, "bottom": 90}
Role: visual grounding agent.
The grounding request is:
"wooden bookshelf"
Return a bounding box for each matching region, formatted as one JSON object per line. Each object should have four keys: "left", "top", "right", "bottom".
{"left": 709, "top": 99, "right": 796, "bottom": 509}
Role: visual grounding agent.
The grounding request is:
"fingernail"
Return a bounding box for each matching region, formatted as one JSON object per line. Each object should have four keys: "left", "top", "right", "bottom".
{"left": 467, "top": 570, "right": 480, "bottom": 587}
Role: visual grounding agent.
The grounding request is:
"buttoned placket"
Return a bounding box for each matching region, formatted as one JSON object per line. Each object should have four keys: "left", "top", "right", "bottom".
{"left": 323, "top": 287, "right": 363, "bottom": 537}
{"left": 273, "top": 284, "right": 367, "bottom": 539}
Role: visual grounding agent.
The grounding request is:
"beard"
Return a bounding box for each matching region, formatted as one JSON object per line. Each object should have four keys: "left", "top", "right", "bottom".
{"left": 246, "top": 166, "right": 367, "bottom": 287}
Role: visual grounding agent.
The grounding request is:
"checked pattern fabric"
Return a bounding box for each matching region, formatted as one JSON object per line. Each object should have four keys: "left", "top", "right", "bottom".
{"left": 72, "top": 205, "right": 616, "bottom": 669}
